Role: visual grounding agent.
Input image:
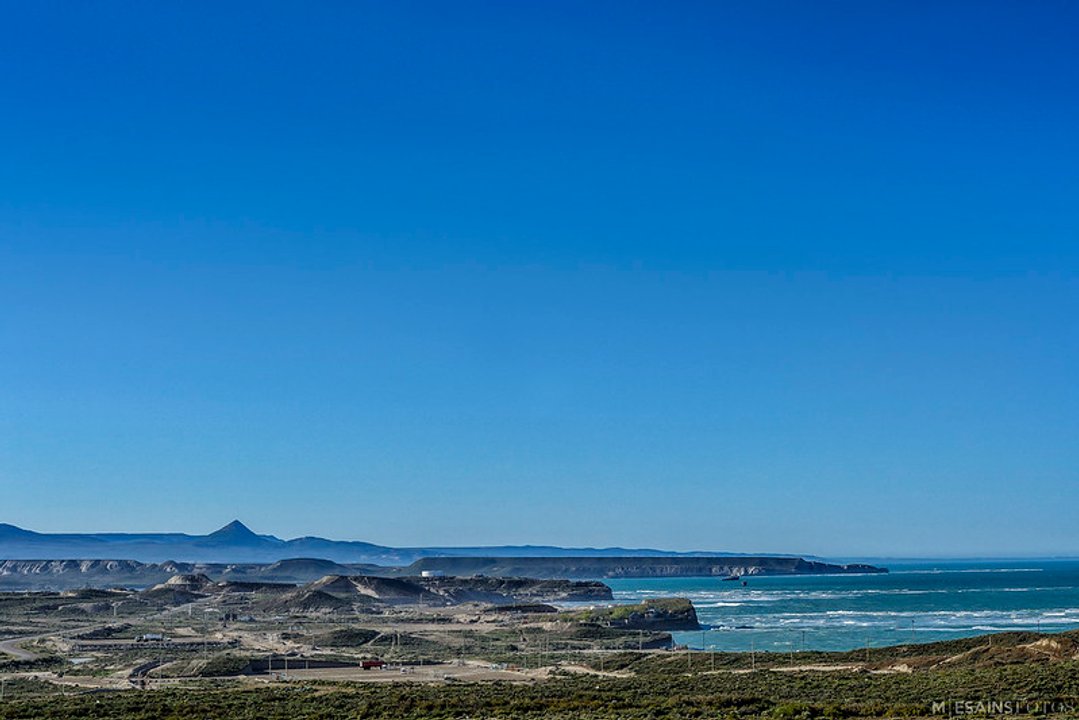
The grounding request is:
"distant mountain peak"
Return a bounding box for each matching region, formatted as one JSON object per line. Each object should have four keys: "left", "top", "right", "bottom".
{"left": 207, "top": 520, "right": 259, "bottom": 541}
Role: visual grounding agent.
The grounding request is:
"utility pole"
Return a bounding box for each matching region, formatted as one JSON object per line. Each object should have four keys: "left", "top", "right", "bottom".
{"left": 801, "top": 630, "right": 805, "bottom": 654}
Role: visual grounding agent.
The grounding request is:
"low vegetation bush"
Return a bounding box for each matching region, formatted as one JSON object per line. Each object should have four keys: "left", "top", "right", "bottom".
{"left": 7, "top": 662, "right": 1078, "bottom": 720}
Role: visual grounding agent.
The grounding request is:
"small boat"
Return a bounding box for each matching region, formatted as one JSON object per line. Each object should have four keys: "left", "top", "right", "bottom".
{"left": 721, "top": 574, "right": 740, "bottom": 581}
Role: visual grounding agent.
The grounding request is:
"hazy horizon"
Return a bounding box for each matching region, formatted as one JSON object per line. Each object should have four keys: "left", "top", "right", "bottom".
{"left": 4, "top": 518, "right": 1079, "bottom": 563}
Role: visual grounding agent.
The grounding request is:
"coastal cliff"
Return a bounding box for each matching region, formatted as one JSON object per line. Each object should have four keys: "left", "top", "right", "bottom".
{"left": 0, "top": 556, "right": 885, "bottom": 591}
{"left": 405, "top": 556, "right": 887, "bottom": 579}
{"left": 565, "top": 598, "right": 702, "bottom": 631}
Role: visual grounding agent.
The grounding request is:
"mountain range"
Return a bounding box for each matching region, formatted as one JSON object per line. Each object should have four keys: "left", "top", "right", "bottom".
{"left": 0, "top": 520, "right": 800, "bottom": 565}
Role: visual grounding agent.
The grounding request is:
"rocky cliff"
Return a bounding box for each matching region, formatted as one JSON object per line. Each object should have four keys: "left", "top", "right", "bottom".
{"left": 566, "top": 598, "right": 701, "bottom": 631}
{"left": 0, "top": 555, "right": 885, "bottom": 590}
{"left": 293, "top": 574, "right": 612, "bottom": 606}
{"left": 405, "top": 556, "right": 887, "bottom": 579}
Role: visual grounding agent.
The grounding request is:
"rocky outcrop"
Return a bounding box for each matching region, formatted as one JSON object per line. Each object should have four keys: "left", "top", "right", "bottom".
{"left": 264, "top": 588, "right": 352, "bottom": 613}
{"left": 0, "top": 558, "right": 369, "bottom": 591}
{"left": 569, "top": 598, "right": 701, "bottom": 631}
{"left": 160, "top": 574, "right": 216, "bottom": 592}
{"left": 305, "top": 574, "right": 613, "bottom": 606}
{"left": 419, "top": 576, "right": 612, "bottom": 603}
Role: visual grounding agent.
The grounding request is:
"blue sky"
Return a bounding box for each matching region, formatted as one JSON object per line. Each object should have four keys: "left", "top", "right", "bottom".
{"left": 1, "top": 2, "right": 1077, "bottom": 557}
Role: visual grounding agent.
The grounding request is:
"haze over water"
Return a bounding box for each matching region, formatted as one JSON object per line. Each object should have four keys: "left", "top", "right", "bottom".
{"left": 606, "top": 561, "right": 1079, "bottom": 652}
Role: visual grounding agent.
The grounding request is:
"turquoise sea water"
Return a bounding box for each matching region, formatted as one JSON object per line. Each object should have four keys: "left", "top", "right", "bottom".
{"left": 603, "top": 560, "right": 1079, "bottom": 652}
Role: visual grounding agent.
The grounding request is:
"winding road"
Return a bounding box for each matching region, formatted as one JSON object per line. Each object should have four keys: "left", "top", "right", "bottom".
{"left": 0, "top": 624, "right": 108, "bottom": 662}
{"left": 0, "top": 631, "right": 49, "bottom": 661}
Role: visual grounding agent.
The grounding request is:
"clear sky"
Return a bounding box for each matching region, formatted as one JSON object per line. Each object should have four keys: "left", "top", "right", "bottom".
{"left": 1, "top": 2, "right": 1077, "bottom": 557}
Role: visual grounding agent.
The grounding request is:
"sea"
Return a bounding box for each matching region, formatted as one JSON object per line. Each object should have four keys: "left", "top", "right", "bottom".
{"left": 603, "top": 560, "right": 1079, "bottom": 652}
